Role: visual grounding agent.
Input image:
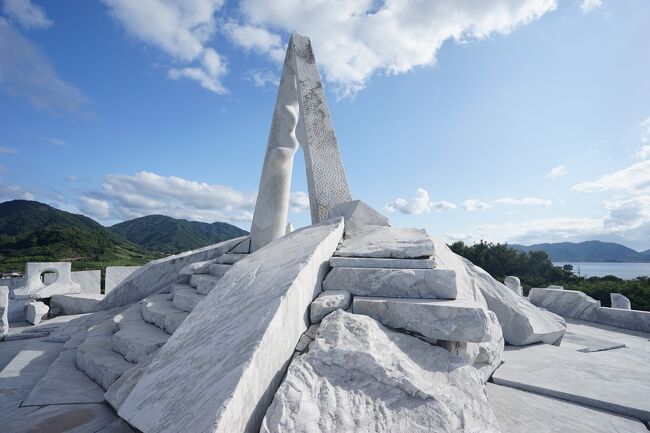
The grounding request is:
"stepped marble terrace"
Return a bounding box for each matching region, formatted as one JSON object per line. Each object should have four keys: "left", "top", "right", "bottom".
{"left": 1, "top": 34, "right": 649, "bottom": 433}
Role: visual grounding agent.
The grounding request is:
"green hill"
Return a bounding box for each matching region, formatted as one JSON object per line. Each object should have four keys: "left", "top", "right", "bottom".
{"left": 111, "top": 214, "right": 248, "bottom": 254}
{"left": 0, "top": 200, "right": 159, "bottom": 273}
{"left": 511, "top": 241, "right": 649, "bottom": 263}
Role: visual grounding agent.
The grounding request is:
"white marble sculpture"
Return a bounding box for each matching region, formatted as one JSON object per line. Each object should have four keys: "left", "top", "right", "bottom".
{"left": 249, "top": 33, "right": 352, "bottom": 252}
{"left": 610, "top": 293, "right": 631, "bottom": 310}
{"left": 11, "top": 262, "right": 81, "bottom": 300}
{"left": 504, "top": 276, "right": 523, "bottom": 296}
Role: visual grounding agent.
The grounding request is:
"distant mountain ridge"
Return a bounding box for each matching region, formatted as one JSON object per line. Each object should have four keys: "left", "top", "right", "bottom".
{"left": 111, "top": 214, "right": 248, "bottom": 254}
{"left": 511, "top": 240, "right": 650, "bottom": 263}
{"left": 0, "top": 200, "right": 248, "bottom": 272}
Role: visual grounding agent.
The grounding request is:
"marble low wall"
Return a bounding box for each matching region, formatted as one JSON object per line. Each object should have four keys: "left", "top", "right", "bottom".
{"left": 105, "top": 266, "right": 142, "bottom": 294}
{"left": 594, "top": 307, "right": 650, "bottom": 333}
{"left": 529, "top": 288, "right": 650, "bottom": 333}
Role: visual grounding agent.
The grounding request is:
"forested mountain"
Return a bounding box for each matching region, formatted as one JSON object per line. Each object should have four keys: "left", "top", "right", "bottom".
{"left": 111, "top": 214, "right": 248, "bottom": 254}
{"left": 0, "top": 200, "right": 248, "bottom": 272}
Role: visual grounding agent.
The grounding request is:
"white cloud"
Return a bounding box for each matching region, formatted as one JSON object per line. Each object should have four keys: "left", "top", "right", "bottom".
{"left": 102, "top": 0, "right": 228, "bottom": 94}
{"left": 471, "top": 195, "right": 650, "bottom": 248}
{"left": 39, "top": 136, "right": 67, "bottom": 146}
{"left": 462, "top": 196, "right": 551, "bottom": 211}
{"left": 79, "top": 196, "right": 111, "bottom": 220}
{"left": 580, "top": 0, "right": 603, "bottom": 14}
{"left": 0, "top": 18, "right": 87, "bottom": 113}
{"left": 3, "top": 0, "right": 52, "bottom": 30}
{"left": 237, "top": 0, "right": 557, "bottom": 97}
{"left": 637, "top": 145, "right": 650, "bottom": 160}
{"left": 86, "top": 171, "right": 255, "bottom": 223}
{"left": 289, "top": 191, "right": 310, "bottom": 212}
{"left": 64, "top": 176, "right": 76, "bottom": 182}
{"left": 385, "top": 188, "right": 456, "bottom": 215}
{"left": 0, "top": 146, "right": 17, "bottom": 154}
{"left": 245, "top": 69, "right": 280, "bottom": 88}
{"left": 224, "top": 21, "right": 284, "bottom": 60}
{"left": 492, "top": 197, "right": 552, "bottom": 206}
{"left": 573, "top": 160, "right": 650, "bottom": 193}
{"left": 0, "top": 182, "right": 35, "bottom": 201}
{"left": 462, "top": 198, "right": 493, "bottom": 211}
{"left": 641, "top": 117, "right": 650, "bottom": 143}
{"left": 544, "top": 164, "right": 568, "bottom": 179}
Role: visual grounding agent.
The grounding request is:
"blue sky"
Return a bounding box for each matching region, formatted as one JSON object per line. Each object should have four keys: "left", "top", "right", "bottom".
{"left": 1, "top": 0, "right": 650, "bottom": 249}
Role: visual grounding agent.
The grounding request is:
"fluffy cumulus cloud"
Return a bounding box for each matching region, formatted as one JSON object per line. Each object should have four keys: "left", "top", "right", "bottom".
{"left": 641, "top": 117, "right": 650, "bottom": 143}
{"left": 545, "top": 164, "right": 568, "bottom": 179}
{"left": 86, "top": 171, "right": 255, "bottom": 223}
{"left": 573, "top": 160, "right": 650, "bottom": 194}
{"left": 2, "top": 0, "right": 52, "bottom": 30}
{"left": 580, "top": 0, "right": 602, "bottom": 14}
{"left": 233, "top": 0, "right": 558, "bottom": 96}
{"left": 463, "top": 196, "right": 551, "bottom": 211}
{"left": 99, "top": 0, "right": 559, "bottom": 96}
{"left": 385, "top": 188, "right": 456, "bottom": 214}
{"left": 0, "top": 182, "right": 35, "bottom": 201}
{"left": 0, "top": 18, "right": 87, "bottom": 113}
{"left": 289, "top": 191, "right": 310, "bottom": 212}
{"left": 78, "top": 196, "right": 111, "bottom": 220}
{"left": 102, "top": 0, "right": 228, "bottom": 94}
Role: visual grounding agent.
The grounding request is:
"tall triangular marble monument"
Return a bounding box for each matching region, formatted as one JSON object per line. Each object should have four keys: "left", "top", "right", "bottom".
{"left": 249, "top": 33, "right": 352, "bottom": 252}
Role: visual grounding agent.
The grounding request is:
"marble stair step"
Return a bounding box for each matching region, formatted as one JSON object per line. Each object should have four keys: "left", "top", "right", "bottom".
{"left": 190, "top": 274, "right": 221, "bottom": 295}
{"left": 209, "top": 263, "right": 232, "bottom": 278}
{"left": 217, "top": 253, "right": 248, "bottom": 264}
{"left": 352, "top": 297, "right": 501, "bottom": 343}
{"left": 111, "top": 305, "right": 170, "bottom": 363}
{"left": 140, "top": 294, "right": 189, "bottom": 334}
{"left": 76, "top": 319, "right": 134, "bottom": 390}
{"left": 323, "top": 267, "right": 457, "bottom": 299}
{"left": 170, "top": 282, "right": 193, "bottom": 295}
{"left": 172, "top": 288, "right": 205, "bottom": 312}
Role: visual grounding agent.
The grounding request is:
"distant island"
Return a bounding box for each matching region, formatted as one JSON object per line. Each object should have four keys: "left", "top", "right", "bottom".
{"left": 511, "top": 241, "right": 650, "bottom": 263}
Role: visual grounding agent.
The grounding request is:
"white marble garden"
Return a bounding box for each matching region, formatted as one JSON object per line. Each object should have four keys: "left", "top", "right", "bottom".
{"left": 1, "top": 34, "right": 649, "bottom": 433}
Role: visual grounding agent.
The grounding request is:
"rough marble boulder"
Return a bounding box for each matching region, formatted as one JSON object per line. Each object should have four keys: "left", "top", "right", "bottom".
{"left": 120, "top": 218, "right": 345, "bottom": 433}
{"left": 260, "top": 310, "right": 501, "bottom": 433}
{"left": 504, "top": 276, "right": 523, "bottom": 296}
{"left": 310, "top": 290, "right": 350, "bottom": 323}
{"left": 98, "top": 236, "right": 245, "bottom": 309}
{"left": 12, "top": 262, "right": 81, "bottom": 299}
{"left": 438, "top": 325, "right": 504, "bottom": 383}
{"left": 352, "top": 297, "right": 502, "bottom": 343}
{"left": 50, "top": 293, "right": 104, "bottom": 316}
{"left": 610, "top": 293, "right": 631, "bottom": 310}
{"left": 529, "top": 288, "right": 600, "bottom": 321}
{"left": 0, "top": 285, "right": 8, "bottom": 337}
{"left": 323, "top": 267, "right": 457, "bottom": 299}
{"left": 327, "top": 199, "right": 390, "bottom": 230}
{"left": 429, "top": 237, "right": 566, "bottom": 346}
{"left": 26, "top": 300, "right": 49, "bottom": 325}
{"left": 335, "top": 226, "right": 434, "bottom": 259}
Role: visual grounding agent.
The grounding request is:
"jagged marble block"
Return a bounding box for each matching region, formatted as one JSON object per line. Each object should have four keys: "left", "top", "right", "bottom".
{"left": 119, "top": 218, "right": 344, "bottom": 433}
{"left": 260, "top": 310, "right": 501, "bottom": 433}
{"left": 504, "top": 276, "right": 523, "bottom": 296}
{"left": 310, "top": 290, "right": 350, "bottom": 323}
